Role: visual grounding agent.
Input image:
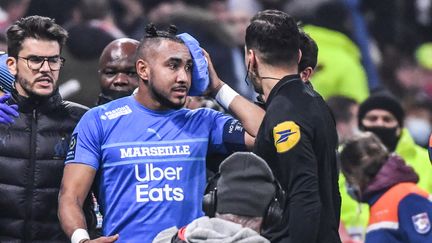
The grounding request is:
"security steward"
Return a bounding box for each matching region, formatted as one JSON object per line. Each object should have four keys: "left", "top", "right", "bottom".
{"left": 245, "top": 10, "right": 341, "bottom": 243}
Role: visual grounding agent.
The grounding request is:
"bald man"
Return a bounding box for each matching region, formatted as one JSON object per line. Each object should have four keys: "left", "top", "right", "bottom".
{"left": 96, "top": 38, "right": 140, "bottom": 105}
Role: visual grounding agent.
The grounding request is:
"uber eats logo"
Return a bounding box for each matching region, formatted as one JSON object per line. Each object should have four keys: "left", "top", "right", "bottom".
{"left": 134, "top": 163, "right": 184, "bottom": 202}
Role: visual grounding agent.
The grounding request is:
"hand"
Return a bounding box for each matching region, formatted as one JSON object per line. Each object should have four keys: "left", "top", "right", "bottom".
{"left": 202, "top": 49, "right": 224, "bottom": 97}
{"left": 0, "top": 93, "right": 18, "bottom": 124}
{"left": 85, "top": 234, "right": 119, "bottom": 242}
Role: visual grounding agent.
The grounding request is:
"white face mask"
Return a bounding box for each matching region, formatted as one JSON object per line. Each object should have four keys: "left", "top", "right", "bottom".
{"left": 405, "top": 117, "right": 432, "bottom": 147}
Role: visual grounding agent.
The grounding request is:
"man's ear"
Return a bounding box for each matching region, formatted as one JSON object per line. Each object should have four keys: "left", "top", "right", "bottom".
{"left": 297, "top": 49, "right": 302, "bottom": 64}
{"left": 136, "top": 59, "right": 149, "bottom": 81}
{"left": 300, "top": 67, "right": 314, "bottom": 81}
{"left": 247, "top": 49, "right": 258, "bottom": 69}
{"left": 7, "top": 56, "right": 17, "bottom": 76}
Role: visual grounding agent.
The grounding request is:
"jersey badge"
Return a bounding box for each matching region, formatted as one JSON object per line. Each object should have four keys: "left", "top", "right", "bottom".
{"left": 412, "top": 212, "right": 431, "bottom": 234}
{"left": 65, "top": 133, "right": 77, "bottom": 161}
{"left": 273, "top": 121, "right": 300, "bottom": 153}
{"left": 100, "top": 105, "right": 132, "bottom": 120}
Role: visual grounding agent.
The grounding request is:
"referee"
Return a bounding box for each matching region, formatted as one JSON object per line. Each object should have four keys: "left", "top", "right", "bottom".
{"left": 246, "top": 10, "right": 341, "bottom": 243}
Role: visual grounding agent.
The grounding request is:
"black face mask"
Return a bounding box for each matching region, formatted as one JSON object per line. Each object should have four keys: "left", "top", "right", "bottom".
{"left": 362, "top": 126, "right": 399, "bottom": 152}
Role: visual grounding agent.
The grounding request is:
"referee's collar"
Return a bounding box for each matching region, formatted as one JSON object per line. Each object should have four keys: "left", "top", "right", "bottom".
{"left": 265, "top": 74, "right": 300, "bottom": 106}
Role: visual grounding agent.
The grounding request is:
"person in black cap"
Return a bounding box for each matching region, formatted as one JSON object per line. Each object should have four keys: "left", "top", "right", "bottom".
{"left": 153, "top": 152, "right": 280, "bottom": 243}
{"left": 358, "top": 93, "right": 404, "bottom": 151}
{"left": 358, "top": 92, "right": 432, "bottom": 193}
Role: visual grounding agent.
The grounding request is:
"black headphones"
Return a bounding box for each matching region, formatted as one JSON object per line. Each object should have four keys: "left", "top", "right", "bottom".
{"left": 202, "top": 173, "right": 286, "bottom": 233}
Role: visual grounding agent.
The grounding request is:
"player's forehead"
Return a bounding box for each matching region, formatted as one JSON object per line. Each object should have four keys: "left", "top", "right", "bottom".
{"left": 151, "top": 39, "right": 191, "bottom": 62}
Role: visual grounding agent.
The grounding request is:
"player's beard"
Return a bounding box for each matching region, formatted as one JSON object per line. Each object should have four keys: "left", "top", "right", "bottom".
{"left": 15, "top": 73, "right": 55, "bottom": 99}
{"left": 147, "top": 81, "right": 185, "bottom": 110}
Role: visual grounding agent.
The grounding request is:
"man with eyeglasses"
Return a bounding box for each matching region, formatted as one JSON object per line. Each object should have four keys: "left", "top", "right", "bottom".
{"left": 0, "top": 15, "right": 96, "bottom": 242}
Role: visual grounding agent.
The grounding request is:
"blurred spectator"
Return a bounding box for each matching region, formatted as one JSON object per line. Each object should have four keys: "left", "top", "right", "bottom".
{"left": 284, "top": 0, "right": 335, "bottom": 21}
{"left": 357, "top": 92, "right": 432, "bottom": 193}
{"left": 361, "top": 0, "right": 432, "bottom": 58}
{"left": 220, "top": 0, "right": 259, "bottom": 100}
{"left": 25, "top": 0, "right": 77, "bottom": 26}
{"left": 338, "top": 91, "right": 432, "bottom": 240}
{"left": 326, "top": 95, "right": 359, "bottom": 145}
{"left": 327, "top": 95, "right": 368, "bottom": 241}
{"left": 404, "top": 98, "right": 432, "bottom": 148}
{"left": 59, "top": 0, "right": 124, "bottom": 106}
{"left": 110, "top": 0, "right": 148, "bottom": 40}
{"left": 255, "top": 0, "right": 285, "bottom": 10}
{"left": 340, "top": 132, "right": 432, "bottom": 243}
{"left": 150, "top": 1, "right": 258, "bottom": 101}
{"left": 345, "top": 0, "right": 381, "bottom": 91}
{"left": 66, "top": 0, "right": 124, "bottom": 59}
{"left": 303, "top": 1, "right": 369, "bottom": 102}
{"left": 393, "top": 43, "right": 432, "bottom": 102}
{"left": 0, "top": 0, "right": 30, "bottom": 34}
{"left": 153, "top": 152, "right": 280, "bottom": 243}
{"left": 71, "top": 0, "right": 125, "bottom": 39}
{"left": 359, "top": 1, "right": 432, "bottom": 98}
{"left": 96, "top": 38, "right": 139, "bottom": 105}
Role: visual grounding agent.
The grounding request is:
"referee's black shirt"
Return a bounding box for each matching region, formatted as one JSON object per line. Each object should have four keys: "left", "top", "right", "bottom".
{"left": 254, "top": 75, "right": 341, "bottom": 243}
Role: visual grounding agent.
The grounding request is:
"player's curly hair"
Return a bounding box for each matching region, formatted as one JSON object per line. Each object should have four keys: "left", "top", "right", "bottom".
{"left": 136, "top": 23, "right": 183, "bottom": 60}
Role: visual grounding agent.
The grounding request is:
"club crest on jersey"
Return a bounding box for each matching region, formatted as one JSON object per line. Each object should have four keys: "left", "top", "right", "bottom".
{"left": 412, "top": 212, "right": 431, "bottom": 234}
{"left": 273, "top": 121, "right": 300, "bottom": 153}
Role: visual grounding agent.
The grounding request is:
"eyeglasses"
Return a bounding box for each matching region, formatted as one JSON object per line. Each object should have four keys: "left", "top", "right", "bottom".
{"left": 18, "top": 55, "right": 65, "bottom": 71}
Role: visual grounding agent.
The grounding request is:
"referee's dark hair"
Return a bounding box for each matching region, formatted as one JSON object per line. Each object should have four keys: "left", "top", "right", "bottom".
{"left": 245, "top": 10, "right": 300, "bottom": 66}
{"left": 298, "top": 31, "right": 318, "bottom": 72}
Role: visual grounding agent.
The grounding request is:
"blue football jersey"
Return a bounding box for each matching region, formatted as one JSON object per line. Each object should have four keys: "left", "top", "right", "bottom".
{"left": 65, "top": 96, "right": 245, "bottom": 242}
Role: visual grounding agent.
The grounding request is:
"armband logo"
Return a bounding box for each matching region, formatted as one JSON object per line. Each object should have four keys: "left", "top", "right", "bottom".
{"left": 65, "top": 133, "right": 78, "bottom": 161}
{"left": 273, "top": 121, "right": 300, "bottom": 153}
{"left": 412, "top": 212, "right": 431, "bottom": 234}
{"left": 69, "top": 134, "right": 77, "bottom": 150}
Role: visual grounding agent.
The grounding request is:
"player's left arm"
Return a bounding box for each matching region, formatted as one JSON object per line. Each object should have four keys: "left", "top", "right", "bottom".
{"left": 58, "top": 163, "right": 96, "bottom": 237}
{"left": 204, "top": 50, "right": 264, "bottom": 150}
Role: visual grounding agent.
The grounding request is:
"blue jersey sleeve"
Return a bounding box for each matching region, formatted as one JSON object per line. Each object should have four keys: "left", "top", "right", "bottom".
{"left": 208, "top": 111, "right": 246, "bottom": 154}
{"left": 65, "top": 109, "right": 102, "bottom": 170}
{"left": 398, "top": 194, "right": 432, "bottom": 242}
